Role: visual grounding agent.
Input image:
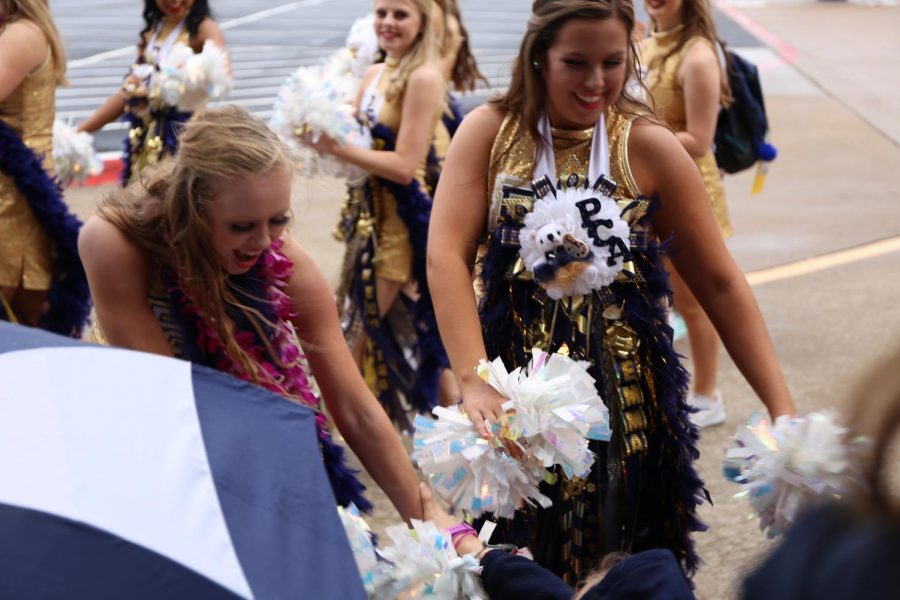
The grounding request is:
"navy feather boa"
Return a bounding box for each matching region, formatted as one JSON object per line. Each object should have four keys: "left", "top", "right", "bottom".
{"left": 0, "top": 119, "right": 91, "bottom": 337}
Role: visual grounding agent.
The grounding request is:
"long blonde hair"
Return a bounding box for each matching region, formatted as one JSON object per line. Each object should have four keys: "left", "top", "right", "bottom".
{"left": 647, "top": 0, "right": 732, "bottom": 106}
{"left": 383, "top": 0, "right": 440, "bottom": 102}
{"left": 491, "top": 0, "right": 655, "bottom": 156}
{"left": 99, "top": 105, "right": 293, "bottom": 382}
{"left": 2, "top": 0, "right": 67, "bottom": 85}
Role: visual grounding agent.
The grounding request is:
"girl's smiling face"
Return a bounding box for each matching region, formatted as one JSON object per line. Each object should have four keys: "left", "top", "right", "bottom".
{"left": 542, "top": 17, "right": 630, "bottom": 129}
{"left": 207, "top": 166, "right": 293, "bottom": 275}
{"left": 373, "top": 0, "right": 423, "bottom": 59}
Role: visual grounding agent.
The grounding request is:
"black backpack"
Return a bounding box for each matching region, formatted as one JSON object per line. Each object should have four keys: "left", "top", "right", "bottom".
{"left": 714, "top": 46, "right": 769, "bottom": 174}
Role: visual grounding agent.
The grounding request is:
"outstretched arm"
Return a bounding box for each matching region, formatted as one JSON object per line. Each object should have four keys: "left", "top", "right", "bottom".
{"left": 77, "top": 92, "right": 127, "bottom": 134}
{"left": 280, "top": 236, "right": 422, "bottom": 521}
{"left": 428, "top": 105, "right": 507, "bottom": 437}
{"left": 630, "top": 121, "right": 794, "bottom": 418}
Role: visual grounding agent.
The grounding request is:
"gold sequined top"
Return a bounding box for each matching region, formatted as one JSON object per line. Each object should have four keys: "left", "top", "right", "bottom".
{"left": 642, "top": 28, "right": 732, "bottom": 237}
{"left": 0, "top": 48, "right": 56, "bottom": 291}
{"left": 487, "top": 107, "right": 641, "bottom": 232}
{"left": 0, "top": 51, "right": 55, "bottom": 173}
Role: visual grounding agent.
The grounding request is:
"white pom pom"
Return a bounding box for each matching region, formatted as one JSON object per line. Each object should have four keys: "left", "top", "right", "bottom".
{"left": 156, "top": 41, "right": 232, "bottom": 112}
{"left": 377, "top": 520, "right": 486, "bottom": 599}
{"left": 345, "top": 14, "right": 379, "bottom": 78}
{"left": 52, "top": 119, "right": 103, "bottom": 185}
{"left": 338, "top": 505, "right": 485, "bottom": 599}
{"left": 413, "top": 410, "right": 551, "bottom": 519}
{"left": 270, "top": 52, "right": 371, "bottom": 179}
{"left": 483, "top": 350, "right": 610, "bottom": 478}
{"left": 724, "top": 411, "right": 859, "bottom": 537}
{"left": 413, "top": 350, "right": 610, "bottom": 517}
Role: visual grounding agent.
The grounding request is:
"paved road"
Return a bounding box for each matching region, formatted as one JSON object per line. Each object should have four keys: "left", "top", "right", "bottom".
{"left": 55, "top": 2, "right": 900, "bottom": 599}
{"left": 55, "top": 0, "right": 762, "bottom": 150}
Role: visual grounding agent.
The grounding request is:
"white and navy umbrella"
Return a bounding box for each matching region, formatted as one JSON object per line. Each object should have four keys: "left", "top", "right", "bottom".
{"left": 0, "top": 322, "right": 365, "bottom": 599}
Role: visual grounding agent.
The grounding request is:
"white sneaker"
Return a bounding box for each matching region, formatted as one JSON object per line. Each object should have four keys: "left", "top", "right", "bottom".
{"left": 689, "top": 390, "right": 726, "bottom": 429}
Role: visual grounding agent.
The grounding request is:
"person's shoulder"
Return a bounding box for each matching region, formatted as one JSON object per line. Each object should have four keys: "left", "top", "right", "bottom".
{"left": 196, "top": 17, "right": 223, "bottom": 38}
{"left": 464, "top": 103, "right": 505, "bottom": 133}
{"left": 682, "top": 36, "right": 719, "bottom": 68}
{"left": 79, "top": 215, "right": 149, "bottom": 274}
{"left": 408, "top": 62, "right": 443, "bottom": 88}
{"left": 0, "top": 19, "right": 48, "bottom": 67}
{"left": 195, "top": 16, "right": 225, "bottom": 49}
{"left": 451, "top": 103, "right": 504, "bottom": 146}
{"left": 628, "top": 116, "right": 682, "bottom": 165}
{"left": 2, "top": 18, "right": 44, "bottom": 43}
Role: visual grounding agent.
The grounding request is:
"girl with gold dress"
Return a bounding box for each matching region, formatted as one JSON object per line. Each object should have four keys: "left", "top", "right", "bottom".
{"left": 0, "top": 0, "right": 89, "bottom": 335}
{"left": 642, "top": 0, "right": 733, "bottom": 428}
{"left": 77, "top": 0, "right": 226, "bottom": 183}
{"left": 310, "top": 0, "right": 450, "bottom": 428}
{"left": 428, "top": 0, "right": 794, "bottom": 584}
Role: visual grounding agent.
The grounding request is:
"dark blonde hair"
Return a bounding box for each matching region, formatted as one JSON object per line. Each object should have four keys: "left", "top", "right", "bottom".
{"left": 3, "top": 0, "right": 67, "bottom": 85}
{"left": 99, "top": 105, "right": 293, "bottom": 382}
{"left": 491, "top": 0, "right": 654, "bottom": 153}
{"left": 647, "top": 0, "right": 732, "bottom": 106}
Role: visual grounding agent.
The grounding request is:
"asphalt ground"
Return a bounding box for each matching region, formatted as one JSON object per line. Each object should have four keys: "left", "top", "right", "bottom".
{"left": 56, "top": 1, "right": 900, "bottom": 598}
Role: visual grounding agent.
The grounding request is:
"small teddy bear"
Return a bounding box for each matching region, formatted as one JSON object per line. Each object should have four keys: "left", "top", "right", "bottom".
{"left": 536, "top": 223, "right": 566, "bottom": 260}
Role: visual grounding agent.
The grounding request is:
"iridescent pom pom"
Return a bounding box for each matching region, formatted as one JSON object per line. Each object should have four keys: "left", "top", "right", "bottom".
{"left": 724, "top": 411, "right": 861, "bottom": 537}
{"left": 413, "top": 350, "right": 610, "bottom": 518}
{"left": 337, "top": 504, "right": 485, "bottom": 599}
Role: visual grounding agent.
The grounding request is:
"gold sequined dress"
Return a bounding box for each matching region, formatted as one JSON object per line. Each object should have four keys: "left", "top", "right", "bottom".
{"left": 332, "top": 60, "right": 448, "bottom": 428}
{"left": 477, "top": 108, "right": 705, "bottom": 583}
{"left": 0, "top": 51, "right": 55, "bottom": 291}
{"left": 642, "top": 28, "right": 733, "bottom": 238}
